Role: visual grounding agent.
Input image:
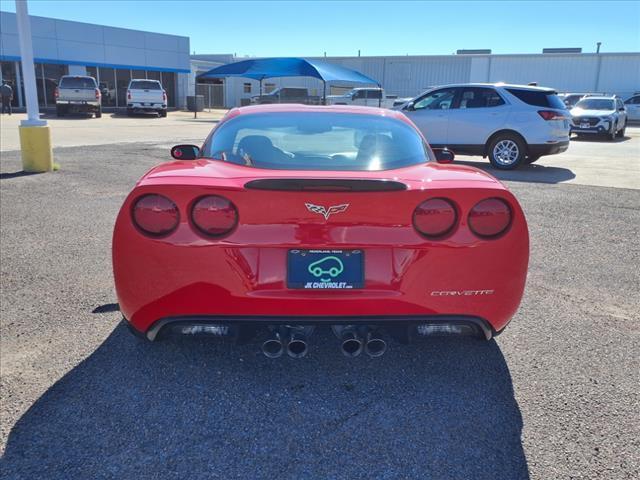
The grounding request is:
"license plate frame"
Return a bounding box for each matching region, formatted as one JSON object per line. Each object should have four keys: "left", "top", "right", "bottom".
{"left": 287, "top": 249, "right": 364, "bottom": 290}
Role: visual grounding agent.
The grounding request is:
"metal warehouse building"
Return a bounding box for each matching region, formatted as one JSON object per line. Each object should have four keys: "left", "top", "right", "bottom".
{"left": 0, "top": 11, "right": 190, "bottom": 110}
{"left": 193, "top": 52, "right": 640, "bottom": 108}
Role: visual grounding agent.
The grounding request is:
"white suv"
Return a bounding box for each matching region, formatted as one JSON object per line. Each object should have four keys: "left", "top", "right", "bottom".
{"left": 401, "top": 83, "right": 570, "bottom": 169}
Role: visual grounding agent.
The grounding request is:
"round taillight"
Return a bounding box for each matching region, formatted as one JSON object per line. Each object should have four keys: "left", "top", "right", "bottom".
{"left": 132, "top": 194, "right": 179, "bottom": 236}
{"left": 413, "top": 198, "right": 457, "bottom": 238}
{"left": 191, "top": 195, "right": 238, "bottom": 237}
{"left": 468, "top": 198, "right": 512, "bottom": 238}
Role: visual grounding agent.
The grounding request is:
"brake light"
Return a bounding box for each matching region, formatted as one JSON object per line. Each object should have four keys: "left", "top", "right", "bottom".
{"left": 538, "top": 110, "right": 565, "bottom": 121}
{"left": 163, "top": 90, "right": 167, "bottom": 102}
{"left": 132, "top": 194, "right": 179, "bottom": 236}
{"left": 95, "top": 88, "right": 101, "bottom": 99}
{"left": 413, "top": 198, "right": 457, "bottom": 238}
{"left": 127, "top": 90, "right": 131, "bottom": 101}
{"left": 468, "top": 198, "right": 512, "bottom": 238}
{"left": 54, "top": 87, "right": 59, "bottom": 99}
{"left": 191, "top": 195, "right": 238, "bottom": 237}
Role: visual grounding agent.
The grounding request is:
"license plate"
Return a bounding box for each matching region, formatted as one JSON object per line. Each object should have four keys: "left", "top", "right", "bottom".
{"left": 287, "top": 249, "right": 364, "bottom": 289}
{"left": 580, "top": 122, "right": 590, "bottom": 128}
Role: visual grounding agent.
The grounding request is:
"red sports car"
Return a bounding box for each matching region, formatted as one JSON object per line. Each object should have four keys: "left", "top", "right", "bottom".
{"left": 113, "top": 104, "right": 529, "bottom": 358}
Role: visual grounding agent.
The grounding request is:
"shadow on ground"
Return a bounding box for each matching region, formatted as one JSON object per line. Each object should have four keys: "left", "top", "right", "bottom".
{"left": 456, "top": 159, "right": 576, "bottom": 184}
{"left": 570, "top": 134, "right": 631, "bottom": 143}
{"left": 1, "top": 325, "right": 529, "bottom": 479}
{"left": 0, "top": 171, "right": 42, "bottom": 180}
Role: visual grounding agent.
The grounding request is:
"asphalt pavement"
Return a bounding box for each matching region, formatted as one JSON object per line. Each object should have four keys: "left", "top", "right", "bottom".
{"left": 0, "top": 138, "right": 639, "bottom": 479}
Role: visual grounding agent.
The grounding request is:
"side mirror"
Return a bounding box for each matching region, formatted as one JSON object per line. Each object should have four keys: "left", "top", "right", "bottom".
{"left": 404, "top": 101, "right": 415, "bottom": 111}
{"left": 433, "top": 148, "right": 455, "bottom": 164}
{"left": 171, "top": 144, "right": 200, "bottom": 160}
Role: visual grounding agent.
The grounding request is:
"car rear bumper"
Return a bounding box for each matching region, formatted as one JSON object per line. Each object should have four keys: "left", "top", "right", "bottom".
{"left": 528, "top": 140, "right": 570, "bottom": 157}
{"left": 128, "top": 103, "right": 166, "bottom": 110}
{"left": 140, "top": 314, "right": 495, "bottom": 342}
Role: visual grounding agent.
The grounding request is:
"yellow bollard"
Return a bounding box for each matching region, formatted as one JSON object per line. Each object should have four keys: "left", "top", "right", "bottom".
{"left": 19, "top": 125, "right": 54, "bottom": 172}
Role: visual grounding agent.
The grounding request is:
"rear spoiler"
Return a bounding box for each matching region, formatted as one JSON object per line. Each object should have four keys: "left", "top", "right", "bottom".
{"left": 244, "top": 178, "right": 407, "bottom": 192}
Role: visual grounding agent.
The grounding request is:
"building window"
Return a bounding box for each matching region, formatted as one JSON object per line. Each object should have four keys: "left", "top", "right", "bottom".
{"left": 264, "top": 83, "right": 276, "bottom": 93}
{"left": 161, "top": 72, "right": 176, "bottom": 107}
{"left": 131, "top": 69, "right": 146, "bottom": 80}
{"left": 115, "top": 68, "right": 131, "bottom": 107}
{"left": 98, "top": 67, "right": 116, "bottom": 107}
{"left": 243, "top": 83, "right": 252, "bottom": 94}
{"left": 41, "top": 63, "right": 66, "bottom": 107}
{"left": 1, "top": 61, "right": 22, "bottom": 107}
{"left": 147, "top": 70, "right": 161, "bottom": 82}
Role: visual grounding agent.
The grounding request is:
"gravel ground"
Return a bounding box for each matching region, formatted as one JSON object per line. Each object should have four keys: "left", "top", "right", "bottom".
{"left": 1, "top": 144, "right": 639, "bottom": 480}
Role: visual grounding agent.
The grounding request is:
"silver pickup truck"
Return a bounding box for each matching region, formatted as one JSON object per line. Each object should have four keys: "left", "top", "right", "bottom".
{"left": 55, "top": 75, "right": 101, "bottom": 118}
{"left": 126, "top": 79, "right": 167, "bottom": 117}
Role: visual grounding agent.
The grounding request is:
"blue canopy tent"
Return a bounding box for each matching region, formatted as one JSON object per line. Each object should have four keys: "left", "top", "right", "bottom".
{"left": 197, "top": 57, "right": 381, "bottom": 105}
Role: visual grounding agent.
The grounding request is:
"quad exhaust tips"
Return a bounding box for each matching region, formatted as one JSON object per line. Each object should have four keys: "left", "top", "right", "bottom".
{"left": 333, "top": 326, "right": 387, "bottom": 358}
{"left": 261, "top": 326, "right": 313, "bottom": 358}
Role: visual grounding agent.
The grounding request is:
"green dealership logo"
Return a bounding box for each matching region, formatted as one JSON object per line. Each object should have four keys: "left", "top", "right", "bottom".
{"left": 308, "top": 256, "right": 344, "bottom": 282}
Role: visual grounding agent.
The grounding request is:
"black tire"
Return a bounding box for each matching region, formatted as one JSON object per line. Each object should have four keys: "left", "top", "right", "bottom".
{"left": 487, "top": 133, "right": 526, "bottom": 170}
{"left": 95, "top": 108, "right": 102, "bottom": 118}
{"left": 56, "top": 105, "right": 65, "bottom": 117}
{"left": 616, "top": 123, "right": 626, "bottom": 138}
{"left": 525, "top": 155, "right": 541, "bottom": 164}
{"left": 607, "top": 124, "right": 617, "bottom": 141}
{"left": 159, "top": 109, "right": 167, "bottom": 118}
{"left": 126, "top": 108, "right": 133, "bottom": 116}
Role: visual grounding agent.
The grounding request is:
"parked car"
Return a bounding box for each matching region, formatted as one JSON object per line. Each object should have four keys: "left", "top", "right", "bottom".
{"left": 113, "top": 104, "right": 529, "bottom": 356}
{"left": 250, "top": 87, "right": 321, "bottom": 105}
{"left": 401, "top": 83, "right": 570, "bottom": 169}
{"left": 326, "top": 87, "right": 412, "bottom": 108}
{"left": 624, "top": 94, "right": 640, "bottom": 121}
{"left": 570, "top": 96, "right": 627, "bottom": 140}
{"left": 126, "top": 79, "right": 167, "bottom": 117}
{"left": 55, "top": 75, "right": 101, "bottom": 118}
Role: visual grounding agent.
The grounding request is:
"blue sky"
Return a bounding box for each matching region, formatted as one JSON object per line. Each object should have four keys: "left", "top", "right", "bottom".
{"left": 2, "top": 0, "right": 639, "bottom": 56}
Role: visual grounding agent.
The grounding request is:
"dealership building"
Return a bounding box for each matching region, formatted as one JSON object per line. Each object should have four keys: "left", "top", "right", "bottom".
{"left": 0, "top": 11, "right": 190, "bottom": 110}
{"left": 1, "top": 10, "right": 638, "bottom": 111}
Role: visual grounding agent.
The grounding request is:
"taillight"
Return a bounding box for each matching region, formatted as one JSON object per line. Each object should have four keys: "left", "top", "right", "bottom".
{"left": 413, "top": 198, "right": 457, "bottom": 238}
{"left": 468, "top": 198, "right": 512, "bottom": 238}
{"left": 132, "top": 194, "right": 179, "bottom": 236}
{"left": 95, "top": 88, "right": 101, "bottom": 99}
{"left": 191, "top": 195, "right": 238, "bottom": 237}
{"left": 162, "top": 90, "right": 167, "bottom": 102}
{"left": 127, "top": 90, "right": 131, "bottom": 101}
{"left": 538, "top": 110, "right": 565, "bottom": 121}
{"left": 54, "top": 87, "right": 59, "bottom": 99}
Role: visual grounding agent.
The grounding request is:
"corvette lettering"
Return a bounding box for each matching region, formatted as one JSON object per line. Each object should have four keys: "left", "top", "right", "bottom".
{"left": 305, "top": 203, "right": 349, "bottom": 220}
{"left": 430, "top": 290, "right": 495, "bottom": 296}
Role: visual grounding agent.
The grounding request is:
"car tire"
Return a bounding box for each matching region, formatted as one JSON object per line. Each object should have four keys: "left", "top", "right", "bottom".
{"left": 159, "top": 110, "right": 167, "bottom": 118}
{"left": 608, "top": 124, "right": 617, "bottom": 141}
{"left": 95, "top": 108, "right": 102, "bottom": 118}
{"left": 616, "top": 122, "right": 626, "bottom": 138}
{"left": 487, "top": 134, "right": 526, "bottom": 170}
{"left": 525, "top": 155, "right": 541, "bottom": 164}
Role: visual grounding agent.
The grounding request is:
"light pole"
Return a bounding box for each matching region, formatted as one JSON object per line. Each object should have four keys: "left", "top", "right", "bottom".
{"left": 15, "top": 0, "right": 53, "bottom": 172}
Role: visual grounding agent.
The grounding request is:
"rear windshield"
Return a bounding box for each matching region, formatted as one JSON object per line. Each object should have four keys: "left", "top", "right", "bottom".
{"left": 506, "top": 88, "right": 566, "bottom": 109}
{"left": 575, "top": 98, "right": 615, "bottom": 110}
{"left": 129, "top": 80, "right": 162, "bottom": 90}
{"left": 202, "top": 112, "right": 430, "bottom": 171}
{"left": 59, "top": 77, "right": 97, "bottom": 89}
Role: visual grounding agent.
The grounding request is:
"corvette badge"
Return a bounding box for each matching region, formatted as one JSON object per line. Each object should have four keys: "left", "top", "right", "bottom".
{"left": 305, "top": 203, "right": 349, "bottom": 220}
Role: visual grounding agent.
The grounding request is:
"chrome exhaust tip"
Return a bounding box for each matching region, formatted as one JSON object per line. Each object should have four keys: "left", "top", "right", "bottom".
{"left": 287, "top": 332, "right": 309, "bottom": 358}
{"left": 341, "top": 331, "right": 363, "bottom": 358}
{"left": 364, "top": 332, "right": 387, "bottom": 357}
{"left": 262, "top": 332, "right": 284, "bottom": 358}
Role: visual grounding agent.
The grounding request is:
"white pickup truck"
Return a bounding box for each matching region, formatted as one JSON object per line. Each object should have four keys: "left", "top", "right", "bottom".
{"left": 325, "top": 87, "right": 411, "bottom": 108}
{"left": 55, "top": 75, "right": 102, "bottom": 118}
{"left": 126, "top": 79, "right": 167, "bottom": 117}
